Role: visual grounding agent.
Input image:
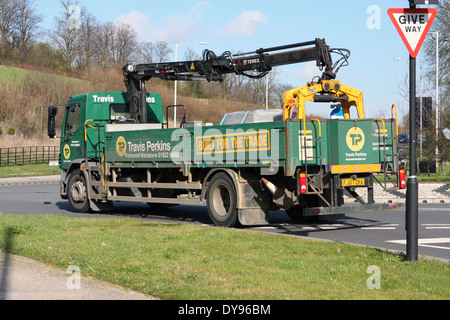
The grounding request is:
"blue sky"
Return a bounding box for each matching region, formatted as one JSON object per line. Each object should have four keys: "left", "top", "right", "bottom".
{"left": 36, "top": 0, "right": 440, "bottom": 120}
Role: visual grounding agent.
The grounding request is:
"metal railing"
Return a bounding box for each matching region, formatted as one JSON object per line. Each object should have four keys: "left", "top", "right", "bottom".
{"left": 0, "top": 146, "right": 59, "bottom": 167}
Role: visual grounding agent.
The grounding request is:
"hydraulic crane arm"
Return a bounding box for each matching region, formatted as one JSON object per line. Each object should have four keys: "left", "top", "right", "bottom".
{"left": 123, "top": 38, "right": 350, "bottom": 123}
{"left": 124, "top": 39, "right": 339, "bottom": 83}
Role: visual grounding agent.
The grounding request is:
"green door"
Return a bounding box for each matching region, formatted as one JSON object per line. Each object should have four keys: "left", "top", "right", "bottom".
{"left": 60, "top": 103, "right": 85, "bottom": 171}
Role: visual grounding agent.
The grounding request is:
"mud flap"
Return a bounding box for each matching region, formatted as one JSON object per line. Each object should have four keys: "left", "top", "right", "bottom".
{"left": 238, "top": 208, "right": 270, "bottom": 226}
{"left": 236, "top": 177, "right": 271, "bottom": 226}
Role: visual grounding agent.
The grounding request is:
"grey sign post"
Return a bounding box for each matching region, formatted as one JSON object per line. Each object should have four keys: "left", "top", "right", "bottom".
{"left": 389, "top": 0, "right": 438, "bottom": 260}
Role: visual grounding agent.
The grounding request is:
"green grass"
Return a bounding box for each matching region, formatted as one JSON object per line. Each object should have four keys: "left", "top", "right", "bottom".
{"left": 0, "top": 65, "right": 82, "bottom": 87}
{"left": 416, "top": 164, "right": 450, "bottom": 183}
{"left": 0, "top": 214, "right": 448, "bottom": 300}
{"left": 374, "top": 164, "right": 450, "bottom": 184}
{"left": 0, "top": 65, "right": 33, "bottom": 86}
{"left": 0, "top": 163, "right": 60, "bottom": 178}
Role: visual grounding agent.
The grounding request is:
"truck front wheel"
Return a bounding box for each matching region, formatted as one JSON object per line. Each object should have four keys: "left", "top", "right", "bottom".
{"left": 206, "top": 173, "right": 239, "bottom": 227}
{"left": 67, "top": 169, "right": 90, "bottom": 213}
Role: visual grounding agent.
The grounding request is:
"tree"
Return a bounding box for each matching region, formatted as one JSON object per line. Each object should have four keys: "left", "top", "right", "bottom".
{"left": 76, "top": 10, "right": 98, "bottom": 69}
{"left": 14, "top": 0, "right": 42, "bottom": 63}
{"left": 153, "top": 41, "right": 172, "bottom": 63}
{"left": 273, "top": 83, "right": 293, "bottom": 108}
{"left": 183, "top": 47, "right": 203, "bottom": 97}
{"left": 50, "top": 0, "right": 82, "bottom": 70}
{"left": 423, "top": 0, "right": 449, "bottom": 104}
{"left": 29, "top": 42, "right": 66, "bottom": 70}
{"left": 423, "top": 0, "right": 450, "bottom": 166}
{"left": 0, "top": 0, "right": 19, "bottom": 61}
{"left": 183, "top": 47, "right": 201, "bottom": 61}
{"left": 93, "top": 21, "right": 137, "bottom": 69}
{"left": 95, "top": 22, "right": 115, "bottom": 68}
{"left": 246, "top": 71, "right": 278, "bottom": 107}
{"left": 138, "top": 42, "right": 155, "bottom": 64}
{"left": 112, "top": 22, "right": 137, "bottom": 67}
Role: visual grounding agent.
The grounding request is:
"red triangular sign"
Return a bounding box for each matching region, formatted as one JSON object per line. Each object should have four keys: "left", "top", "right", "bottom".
{"left": 388, "top": 8, "right": 437, "bottom": 58}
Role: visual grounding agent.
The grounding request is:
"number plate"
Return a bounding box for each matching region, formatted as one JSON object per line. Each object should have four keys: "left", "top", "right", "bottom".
{"left": 341, "top": 178, "right": 365, "bottom": 187}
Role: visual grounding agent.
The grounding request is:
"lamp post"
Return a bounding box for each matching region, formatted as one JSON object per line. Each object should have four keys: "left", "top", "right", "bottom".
{"left": 265, "top": 73, "right": 269, "bottom": 110}
{"left": 394, "top": 57, "right": 423, "bottom": 157}
{"left": 429, "top": 31, "right": 439, "bottom": 171}
{"left": 174, "top": 41, "right": 208, "bottom": 127}
{"left": 265, "top": 69, "right": 288, "bottom": 110}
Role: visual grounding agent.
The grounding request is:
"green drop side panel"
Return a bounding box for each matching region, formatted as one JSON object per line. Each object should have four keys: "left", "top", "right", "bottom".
{"left": 104, "top": 122, "right": 287, "bottom": 170}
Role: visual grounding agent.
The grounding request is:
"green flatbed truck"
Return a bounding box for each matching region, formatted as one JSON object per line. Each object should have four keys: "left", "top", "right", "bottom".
{"left": 48, "top": 39, "right": 405, "bottom": 227}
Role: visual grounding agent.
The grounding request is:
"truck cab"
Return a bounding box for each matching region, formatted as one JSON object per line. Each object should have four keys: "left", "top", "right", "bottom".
{"left": 49, "top": 91, "right": 164, "bottom": 172}
{"left": 48, "top": 91, "right": 164, "bottom": 207}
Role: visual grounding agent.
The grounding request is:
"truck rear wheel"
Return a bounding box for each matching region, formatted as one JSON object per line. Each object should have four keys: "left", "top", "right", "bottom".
{"left": 67, "top": 169, "right": 90, "bottom": 213}
{"left": 206, "top": 173, "right": 239, "bottom": 227}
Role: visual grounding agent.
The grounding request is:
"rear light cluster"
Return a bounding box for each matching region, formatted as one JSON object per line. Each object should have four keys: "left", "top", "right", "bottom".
{"left": 299, "top": 172, "right": 307, "bottom": 194}
{"left": 399, "top": 169, "right": 406, "bottom": 189}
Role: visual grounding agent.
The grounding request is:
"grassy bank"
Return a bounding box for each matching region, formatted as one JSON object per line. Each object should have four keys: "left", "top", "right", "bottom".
{"left": 0, "top": 64, "right": 263, "bottom": 141}
{"left": 0, "top": 214, "right": 448, "bottom": 300}
{"left": 0, "top": 65, "right": 81, "bottom": 87}
{"left": 0, "top": 163, "right": 60, "bottom": 178}
{"left": 416, "top": 164, "right": 450, "bottom": 183}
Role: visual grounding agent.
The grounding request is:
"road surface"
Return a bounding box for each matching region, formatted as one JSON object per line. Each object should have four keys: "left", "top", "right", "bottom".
{"left": 0, "top": 182, "right": 448, "bottom": 261}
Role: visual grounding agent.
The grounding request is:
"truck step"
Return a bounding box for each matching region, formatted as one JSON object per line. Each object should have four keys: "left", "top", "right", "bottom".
{"left": 108, "top": 195, "right": 203, "bottom": 205}
{"left": 108, "top": 181, "right": 202, "bottom": 190}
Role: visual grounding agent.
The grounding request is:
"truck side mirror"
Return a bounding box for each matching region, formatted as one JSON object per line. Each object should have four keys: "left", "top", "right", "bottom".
{"left": 48, "top": 106, "right": 58, "bottom": 138}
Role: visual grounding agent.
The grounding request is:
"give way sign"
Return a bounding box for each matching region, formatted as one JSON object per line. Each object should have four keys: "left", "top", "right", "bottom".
{"left": 388, "top": 8, "right": 437, "bottom": 58}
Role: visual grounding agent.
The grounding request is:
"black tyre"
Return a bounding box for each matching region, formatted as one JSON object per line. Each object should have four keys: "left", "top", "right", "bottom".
{"left": 67, "top": 169, "right": 90, "bottom": 213}
{"left": 206, "top": 173, "right": 239, "bottom": 227}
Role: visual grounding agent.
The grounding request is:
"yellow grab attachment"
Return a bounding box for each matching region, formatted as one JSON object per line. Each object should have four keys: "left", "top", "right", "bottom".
{"left": 282, "top": 80, "right": 365, "bottom": 121}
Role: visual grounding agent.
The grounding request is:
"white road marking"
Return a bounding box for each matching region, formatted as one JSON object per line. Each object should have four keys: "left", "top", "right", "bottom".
{"left": 254, "top": 226, "right": 277, "bottom": 230}
{"left": 422, "top": 224, "right": 450, "bottom": 230}
{"left": 386, "top": 238, "right": 450, "bottom": 251}
{"left": 301, "top": 224, "right": 345, "bottom": 230}
{"left": 362, "top": 224, "right": 399, "bottom": 230}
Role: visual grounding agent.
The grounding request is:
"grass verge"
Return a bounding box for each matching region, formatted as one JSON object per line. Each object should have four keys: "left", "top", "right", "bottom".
{"left": 0, "top": 214, "right": 448, "bottom": 300}
{"left": 0, "top": 163, "right": 60, "bottom": 178}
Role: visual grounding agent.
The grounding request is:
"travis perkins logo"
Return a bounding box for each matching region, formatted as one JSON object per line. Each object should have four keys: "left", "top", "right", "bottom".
{"left": 116, "top": 136, "right": 171, "bottom": 158}
{"left": 346, "top": 127, "right": 365, "bottom": 152}
{"left": 63, "top": 144, "right": 71, "bottom": 159}
{"left": 116, "top": 137, "right": 126, "bottom": 157}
